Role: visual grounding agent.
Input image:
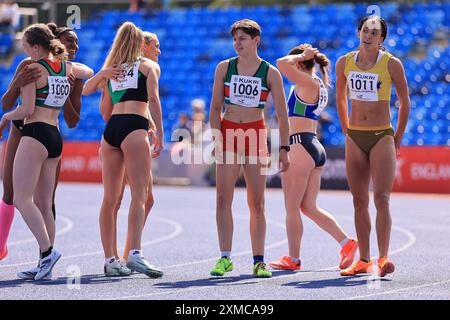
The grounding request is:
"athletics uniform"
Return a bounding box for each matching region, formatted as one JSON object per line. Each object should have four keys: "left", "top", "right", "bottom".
{"left": 344, "top": 50, "right": 394, "bottom": 155}
{"left": 22, "top": 59, "right": 69, "bottom": 158}
{"left": 286, "top": 76, "right": 328, "bottom": 167}
{"left": 222, "top": 57, "right": 270, "bottom": 160}
{"left": 103, "top": 60, "right": 149, "bottom": 149}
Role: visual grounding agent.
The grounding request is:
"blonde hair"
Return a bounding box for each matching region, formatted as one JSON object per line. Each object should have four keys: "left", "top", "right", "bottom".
{"left": 143, "top": 32, "right": 157, "bottom": 45}
{"left": 103, "top": 22, "right": 143, "bottom": 69}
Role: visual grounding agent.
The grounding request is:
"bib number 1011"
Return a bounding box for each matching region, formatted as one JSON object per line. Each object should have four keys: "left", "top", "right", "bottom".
{"left": 349, "top": 79, "right": 374, "bottom": 91}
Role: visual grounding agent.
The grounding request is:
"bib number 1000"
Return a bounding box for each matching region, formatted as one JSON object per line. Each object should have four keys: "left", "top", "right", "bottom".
{"left": 50, "top": 83, "right": 70, "bottom": 96}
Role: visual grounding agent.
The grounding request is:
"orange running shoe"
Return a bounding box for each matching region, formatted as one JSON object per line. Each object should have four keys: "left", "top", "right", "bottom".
{"left": 269, "top": 255, "right": 301, "bottom": 271}
{"left": 340, "top": 259, "right": 373, "bottom": 276}
{"left": 339, "top": 239, "right": 358, "bottom": 269}
{"left": 0, "top": 246, "right": 7, "bottom": 261}
{"left": 377, "top": 257, "right": 395, "bottom": 277}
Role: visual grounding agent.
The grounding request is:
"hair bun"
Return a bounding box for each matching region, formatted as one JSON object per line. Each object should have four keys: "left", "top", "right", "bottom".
{"left": 46, "top": 22, "right": 58, "bottom": 36}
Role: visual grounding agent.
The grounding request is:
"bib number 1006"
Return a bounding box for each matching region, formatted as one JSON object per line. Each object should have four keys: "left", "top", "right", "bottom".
{"left": 232, "top": 83, "right": 259, "bottom": 96}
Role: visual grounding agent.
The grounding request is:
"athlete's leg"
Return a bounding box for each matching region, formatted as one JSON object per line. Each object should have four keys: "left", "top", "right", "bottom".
{"left": 121, "top": 130, "right": 151, "bottom": 252}
{"left": 12, "top": 137, "right": 51, "bottom": 251}
{"left": 2, "top": 125, "right": 21, "bottom": 204}
{"left": 99, "top": 138, "right": 125, "bottom": 259}
{"left": 0, "top": 125, "right": 22, "bottom": 256}
{"left": 369, "top": 136, "right": 396, "bottom": 258}
{"left": 50, "top": 158, "right": 62, "bottom": 220}
{"left": 242, "top": 161, "right": 268, "bottom": 257}
{"left": 301, "top": 167, "right": 349, "bottom": 243}
{"left": 346, "top": 136, "right": 371, "bottom": 261}
{"left": 123, "top": 164, "right": 154, "bottom": 261}
{"left": 215, "top": 161, "right": 241, "bottom": 253}
{"left": 34, "top": 156, "right": 60, "bottom": 247}
{"left": 113, "top": 176, "right": 126, "bottom": 259}
{"left": 281, "top": 145, "right": 314, "bottom": 259}
{"left": 144, "top": 166, "right": 154, "bottom": 224}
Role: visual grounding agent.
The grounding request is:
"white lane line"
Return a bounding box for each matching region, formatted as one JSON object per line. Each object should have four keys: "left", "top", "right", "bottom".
{"left": 345, "top": 279, "right": 450, "bottom": 300}
{"left": 7, "top": 215, "right": 74, "bottom": 247}
{"left": 389, "top": 225, "right": 416, "bottom": 255}
{"left": 160, "top": 216, "right": 287, "bottom": 270}
{"left": 0, "top": 216, "right": 182, "bottom": 268}
{"left": 109, "top": 222, "right": 416, "bottom": 300}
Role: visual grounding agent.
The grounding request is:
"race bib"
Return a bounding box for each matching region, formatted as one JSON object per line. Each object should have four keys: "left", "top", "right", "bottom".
{"left": 313, "top": 81, "right": 328, "bottom": 116}
{"left": 110, "top": 62, "right": 140, "bottom": 92}
{"left": 348, "top": 71, "right": 379, "bottom": 101}
{"left": 229, "top": 74, "right": 262, "bottom": 108}
{"left": 44, "top": 76, "right": 70, "bottom": 107}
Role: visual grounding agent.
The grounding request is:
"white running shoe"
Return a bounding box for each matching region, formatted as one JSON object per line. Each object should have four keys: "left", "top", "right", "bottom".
{"left": 104, "top": 259, "right": 132, "bottom": 277}
{"left": 35, "top": 249, "right": 61, "bottom": 280}
{"left": 126, "top": 254, "right": 163, "bottom": 278}
{"left": 17, "top": 266, "right": 52, "bottom": 280}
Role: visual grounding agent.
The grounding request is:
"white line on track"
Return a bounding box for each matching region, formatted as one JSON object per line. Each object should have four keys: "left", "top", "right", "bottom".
{"left": 109, "top": 222, "right": 417, "bottom": 300}
{"left": 0, "top": 216, "right": 182, "bottom": 268}
{"left": 345, "top": 279, "right": 450, "bottom": 300}
{"left": 7, "top": 215, "right": 74, "bottom": 247}
{"left": 160, "top": 216, "right": 287, "bottom": 270}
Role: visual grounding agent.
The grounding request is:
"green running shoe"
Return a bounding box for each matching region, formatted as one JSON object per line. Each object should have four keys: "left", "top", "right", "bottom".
{"left": 210, "top": 257, "right": 233, "bottom": 276}
{"left": 253, "top": 262, "right": 272, "bottom": 278}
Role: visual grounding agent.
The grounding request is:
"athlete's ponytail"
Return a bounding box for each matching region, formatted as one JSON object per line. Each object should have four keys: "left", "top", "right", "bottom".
{"left": 103, "top": 22, "right": 143, "bottom": 69}
{"left": 288, "top": 44, "right": 331, "bottom": 87}
{"left": 46, "top": 22, "right": 58, "bottom": 36}
{"left": 314, "top": 52, "right": 330, "bottom": 87}
{"left": 50, "top": 39, "right": 68, "bottom": 60}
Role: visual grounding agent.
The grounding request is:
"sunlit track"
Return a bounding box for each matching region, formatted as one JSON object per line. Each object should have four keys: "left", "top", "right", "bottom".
{"left": 0, "top": 183, "right": 448, "bottom": 301}
{"left": 0, "top": 216, "right": 182, "bottom": 269}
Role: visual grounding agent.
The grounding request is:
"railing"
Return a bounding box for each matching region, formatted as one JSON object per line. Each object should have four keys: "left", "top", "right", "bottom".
{"left": 15, "top": 7, "right": 38, "bottom": 39}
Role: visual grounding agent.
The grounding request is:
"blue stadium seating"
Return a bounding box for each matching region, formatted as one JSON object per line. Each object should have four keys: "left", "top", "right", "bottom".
{"left": 0, "top": 2, "right": 448, "bottom": 146}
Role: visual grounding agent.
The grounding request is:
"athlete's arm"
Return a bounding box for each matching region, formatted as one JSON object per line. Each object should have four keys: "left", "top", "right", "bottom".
{"left": 335, "top": 55, "right": 349, "bottom": 134}
{"left": 146, "top": 60, "right": 164, "bottom": 155}
{"left": 147, "top": 108, "right": 156, "bottom": 131}
{"left": 276, "top": 47, "right": 319, "bottom": 88}
{"left": 70, "top": 61, "right": 94, "bottom": 80}
{"left": 82, "top": 65, "right": 121, "bottom": 96}
{"left": 209, "top": 60, "right": 227, "bottom": 135}
{"left": 267, "top": 65, "right": 290, "bottom": 172}
{"left": 63, "top": 98, "right": 79, "bottom": 129}
{"left": 99, "top": 86, "right": 113, "bottom": 122}
{"left": 388, "top": 57, "right": 410, "bottom": 155}
{"left": 62, "top": 62, "right": 82, "bottom": 128}
{"left": 63, "top": 79, "right": 83, "bottom": 128}
{"left": 1, "top": 59, "right": 38, "bottom": 111}
{"left": 3, "top": 77, "right": 36, "bottom": 121}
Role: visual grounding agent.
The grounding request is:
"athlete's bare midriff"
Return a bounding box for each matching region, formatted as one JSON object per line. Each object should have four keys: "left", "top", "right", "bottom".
{"left": 111, "top": 100, "right": 149, "bottom": 120}
{"left": 289, "top": 117, "right": 317, "bottom": 135}
{"left": 25, "top": 107, "right": 60, "bottom": 126}
{"left": 223, "top": 103, "right": 264, "bottom": 123}
{"left": 349, "top": 99, "right": 391, "bottom": 127}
